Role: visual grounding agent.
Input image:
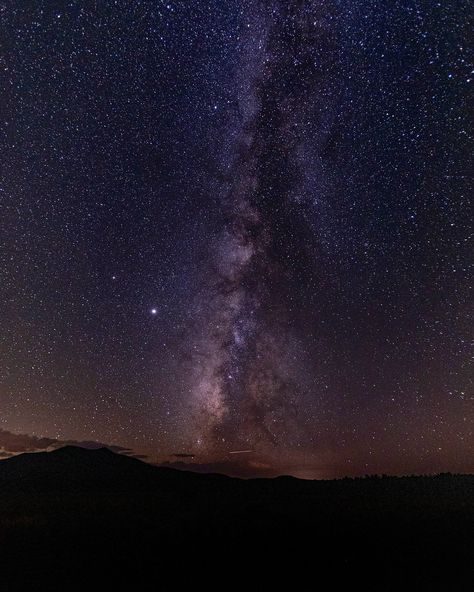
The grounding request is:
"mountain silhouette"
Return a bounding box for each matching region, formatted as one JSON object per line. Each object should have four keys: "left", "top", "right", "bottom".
{"left": 0, "top": 445, "right": 235, "bottom": 497}
{"left": 1, "top": 446, "right": 473, "bottom": 590}
{"left": 0, "top": 445, "right": 170, "bottom": 491}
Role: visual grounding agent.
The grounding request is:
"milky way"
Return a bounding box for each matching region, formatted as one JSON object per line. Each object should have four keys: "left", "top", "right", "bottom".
{"left": 184, "top": 3, "right": 338, "bottom": 456}
{"left": 1, "top": 0, "right": 472, "bottom": 478}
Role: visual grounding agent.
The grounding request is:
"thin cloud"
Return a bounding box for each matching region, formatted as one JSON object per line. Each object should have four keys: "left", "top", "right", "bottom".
{"left": 0, "top": 429, "right": 141, "bottom": 459}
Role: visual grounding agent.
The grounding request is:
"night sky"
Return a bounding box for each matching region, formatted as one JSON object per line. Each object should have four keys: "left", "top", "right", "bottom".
{"left": 1, "top": 0, "right": 472, "bottom": 479}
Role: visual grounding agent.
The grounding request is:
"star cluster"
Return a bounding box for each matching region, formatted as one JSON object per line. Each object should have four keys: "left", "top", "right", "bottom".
{"left": 1, "top": 0, "right": 472, "bottom": 478}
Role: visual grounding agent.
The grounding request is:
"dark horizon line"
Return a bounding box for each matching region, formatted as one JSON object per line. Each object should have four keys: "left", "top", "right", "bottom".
{"left": 1, "top": 444, "right": 472, "bottom": 483}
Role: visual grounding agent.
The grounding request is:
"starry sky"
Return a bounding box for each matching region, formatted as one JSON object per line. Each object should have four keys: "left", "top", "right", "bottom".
{"left": 1, "top": 0, "right": 472, "bottom": 479}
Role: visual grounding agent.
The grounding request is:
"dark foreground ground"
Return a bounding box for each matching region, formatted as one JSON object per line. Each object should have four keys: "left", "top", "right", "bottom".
{"left": 0, "top": 446, "right": 472, "bottom": 591}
